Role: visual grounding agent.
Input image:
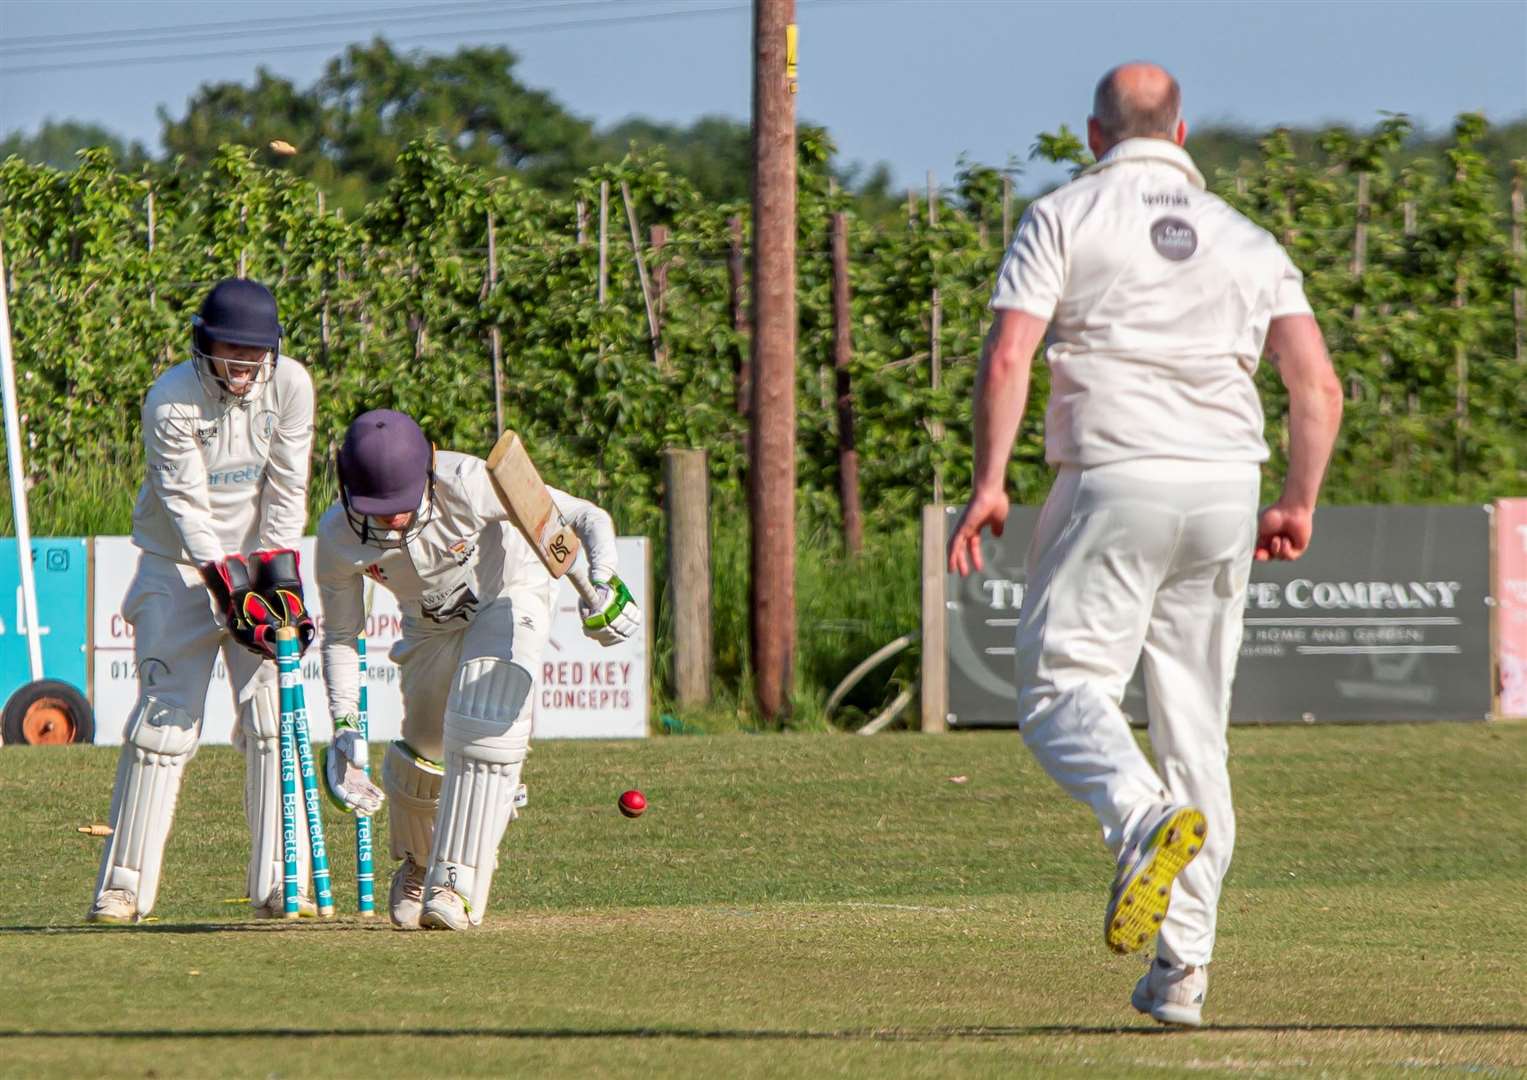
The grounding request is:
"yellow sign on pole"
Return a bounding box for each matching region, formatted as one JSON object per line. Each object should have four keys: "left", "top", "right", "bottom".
{"left": 786, "top": 23, "right": 798, "bottom": 94}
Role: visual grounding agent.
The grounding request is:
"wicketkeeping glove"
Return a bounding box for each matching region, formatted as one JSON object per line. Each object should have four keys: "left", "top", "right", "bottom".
{"left": 320, "top": 718, "right": 384, "bottom": 816}
{"left": 579, "top": 573, "right": 641, "bottom": 646}
{"left": 249, "top": 548, "right": 317, "bottom": 656}
{"left": 200, "top": 555, "right": 279, "bottom": 658}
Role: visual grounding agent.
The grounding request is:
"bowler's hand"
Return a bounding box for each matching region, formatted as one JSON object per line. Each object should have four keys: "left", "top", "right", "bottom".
{"left": 947, "top": 488, "right": 1009, "bottom": 576}
{"left": 1255, "top": 501, "right": 1314, "bottom": 561}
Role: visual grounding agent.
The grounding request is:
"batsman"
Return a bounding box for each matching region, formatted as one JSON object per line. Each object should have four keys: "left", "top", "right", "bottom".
{"left": 315, "top": 409, "right": 640, "bottom": 931}
{"left": 90, "top": 278, "right": 326, "bottom": 924}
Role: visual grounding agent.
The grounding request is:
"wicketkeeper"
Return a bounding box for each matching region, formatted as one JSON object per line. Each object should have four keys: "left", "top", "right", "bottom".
{"left": 89, "top": 277, "right": 332, "bottom": 924}
{"left": 315, "top": 409, "right": 639, "bottom": 931}
{"left": 947, "top": 64, "right": 1343, "bottom": 1025}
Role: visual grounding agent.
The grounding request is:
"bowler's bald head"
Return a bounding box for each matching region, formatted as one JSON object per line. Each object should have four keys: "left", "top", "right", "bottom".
{"left": 1092, "top": 62, "right": 1182, "bottom": 142}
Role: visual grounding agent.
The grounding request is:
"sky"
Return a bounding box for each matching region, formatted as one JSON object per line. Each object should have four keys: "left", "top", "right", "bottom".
{"left": 1, "top": 0, "right": 1524, "bottom": 192}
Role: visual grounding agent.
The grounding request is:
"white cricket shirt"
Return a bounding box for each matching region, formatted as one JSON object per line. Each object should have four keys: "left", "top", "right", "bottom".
{"left": 990, "top": 138, "right": 1313, "bottom": 467}
{"left": 132, "top": 358, "right": 315, "bottom": 566}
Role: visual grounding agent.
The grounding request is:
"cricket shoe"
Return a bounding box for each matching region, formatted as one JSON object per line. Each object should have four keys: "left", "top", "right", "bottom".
{"left": 87, "top": 888, "right": 140, "bottom": 925}
{"left": 1131, "top": 956, "right": 1208, "bottom": 1027}
{"left": 389, "top": 858, "right": 427, "bottom": 930}
{"left": 251, "top": 888, "right": 319, "bottom": 919}
{"left": 1104, "top": 803, "right": 1207, "bottom": 955}
{"left": 419, "top": 875, "right": 471, "bottom": 932}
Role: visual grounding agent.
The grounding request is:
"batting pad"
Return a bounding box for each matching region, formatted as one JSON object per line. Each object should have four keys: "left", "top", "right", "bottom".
{"left": 428, "top": 656, "right": 533, "bottom": 924}
{"left": 94, "top": 696, "right": 200, "bottom": 915}
{"left": 241, "top": 683, "right": 309, "bottom": 906}
{"left": 383, "top": 741, "right": 444, "bottom": 867}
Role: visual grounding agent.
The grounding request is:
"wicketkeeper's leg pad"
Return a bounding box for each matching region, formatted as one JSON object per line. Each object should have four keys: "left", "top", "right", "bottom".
{"left": 383, "top": 740, "right": 444, "bottom": 866}
{"left": 94, "top": 696, "right": 200, "bottom": 916}
{"left": 426, "top": 656, "right": 533, "bottom": 925}
{"left": 240, "top": 680, "right": 309, "bottom": 906}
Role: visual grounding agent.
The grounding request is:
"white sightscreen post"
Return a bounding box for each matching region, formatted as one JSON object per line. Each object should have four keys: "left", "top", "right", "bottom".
{"left": 0, "top": 238, "right": 44, "bottom": 681}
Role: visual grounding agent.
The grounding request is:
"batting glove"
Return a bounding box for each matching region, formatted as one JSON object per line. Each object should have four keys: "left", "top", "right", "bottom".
{"left": 249, "top": 548, "right": 317, "bottom": 656}
{"left": 200, "top": 555, "right": 279, "bottom": 658}
{"left": 579, "top": 573, "right": 641, "bottom": 646}
{"left": 320, "top": 718, "right": 384, "bottom": 816}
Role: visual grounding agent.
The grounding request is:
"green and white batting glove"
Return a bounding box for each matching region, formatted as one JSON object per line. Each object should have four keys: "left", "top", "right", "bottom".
{"left": 321, "top": 716, "right": 385, "bottom": 816}
{"left": 579, "top": 573, "right": 641, "bottom": 646}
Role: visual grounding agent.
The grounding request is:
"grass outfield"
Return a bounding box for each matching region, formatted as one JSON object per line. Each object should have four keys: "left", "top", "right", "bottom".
{"left": 2, "top": 725, "right": 1524, "bottom": 1078}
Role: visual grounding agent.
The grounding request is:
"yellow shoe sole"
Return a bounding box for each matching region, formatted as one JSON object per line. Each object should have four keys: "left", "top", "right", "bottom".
{"left": 1105, "top": 808, "right": 1207, "bottom": 955}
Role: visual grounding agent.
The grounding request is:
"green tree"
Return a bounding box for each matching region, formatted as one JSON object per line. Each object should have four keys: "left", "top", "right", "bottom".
{"left": 0, "top": 120, "right": 147, "bottom": 171}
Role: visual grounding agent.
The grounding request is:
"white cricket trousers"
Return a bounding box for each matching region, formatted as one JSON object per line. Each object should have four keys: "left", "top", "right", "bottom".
{"left": 1014, "top": 460, "right": 1259, "bottom": 966}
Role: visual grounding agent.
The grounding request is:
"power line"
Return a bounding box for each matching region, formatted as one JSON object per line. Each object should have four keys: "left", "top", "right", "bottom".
{"left": 0, "top": 0, "right": 620, "bottom": 57}
{"left": 0, "top": 4, "right": 750, "bottom": 77}
{"left": 0, "top": 1, "right": 521, "bottom": 50}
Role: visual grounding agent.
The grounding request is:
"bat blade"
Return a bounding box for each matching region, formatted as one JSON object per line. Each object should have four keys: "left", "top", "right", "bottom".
{"left": 485, "top": 430, "right": 581, "bottom": 579}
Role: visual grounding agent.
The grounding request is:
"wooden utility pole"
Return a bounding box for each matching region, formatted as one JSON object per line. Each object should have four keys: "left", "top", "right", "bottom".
{"left": 1001, "top": 174, "right": 1013, "bottom": 242}
{"left": 598, "top": 180, "right": 609, "bottom": 305}
{"left": 749, "top": 0, "right": 797, "bottom": 724}
{"left": 830, "top": 212, "right": 863, "bottom": 556}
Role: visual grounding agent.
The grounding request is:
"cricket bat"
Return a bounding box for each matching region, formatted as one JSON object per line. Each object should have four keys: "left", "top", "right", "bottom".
{"left": 485, "top": 430, "right": 602, "bottom": 608}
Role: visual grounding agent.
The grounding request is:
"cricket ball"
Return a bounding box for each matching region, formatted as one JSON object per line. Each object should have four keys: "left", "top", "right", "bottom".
{"left": 618, "top": 789, "right": 647, "bottom": 818}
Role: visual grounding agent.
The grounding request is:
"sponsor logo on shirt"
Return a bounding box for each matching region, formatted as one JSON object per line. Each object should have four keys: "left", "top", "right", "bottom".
{"left": 448, "top": 539, "right": 476, "bottom": 566}
{"left": 205, "top": 465, "right": 262, "bottom": 486}
{"left": 1150, "top": 216, "right": 1198, "bottom": 261}
{"left": 1142, "top": 193, "right": 1190, "bottom": 208}
{"left": 365, "top": 563, "right": 388, "bottom": 583}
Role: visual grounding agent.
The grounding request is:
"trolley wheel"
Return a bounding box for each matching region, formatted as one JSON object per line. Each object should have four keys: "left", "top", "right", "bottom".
{"left": 2, "top": 680, "right": 94, "bottom": 745}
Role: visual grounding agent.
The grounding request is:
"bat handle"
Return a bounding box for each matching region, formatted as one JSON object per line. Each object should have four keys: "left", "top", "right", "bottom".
{"left": 568, "top": 565, "right": 603, "bottom": 609}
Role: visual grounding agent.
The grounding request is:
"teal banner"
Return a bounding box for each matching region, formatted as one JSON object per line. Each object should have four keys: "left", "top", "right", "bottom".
{"left": 0, "top": 538, "right": 90, "bottom": 703}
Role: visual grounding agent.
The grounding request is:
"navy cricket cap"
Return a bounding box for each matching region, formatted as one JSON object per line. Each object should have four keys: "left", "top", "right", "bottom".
{"left": 194, "top": 278, "right": 281, "bottom": 351}
{"left": 338, "top": 410, "right": 432, "bottom": 516}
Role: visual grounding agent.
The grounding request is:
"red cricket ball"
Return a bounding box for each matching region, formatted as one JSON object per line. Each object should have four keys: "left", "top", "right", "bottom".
{"left": 618, "top": 789, "right": 647, "bottom": 818}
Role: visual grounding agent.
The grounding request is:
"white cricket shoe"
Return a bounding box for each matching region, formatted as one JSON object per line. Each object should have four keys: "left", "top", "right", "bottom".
{"left": 87, "top": 888, "right": 139, "bottom": 925}
{"left": 1105, "top": 803, "right": 1207, "bottom": 954}
{"left": 389, "top": 858, "right": 427, "bottom": 930}
{"left": 1131, "top": 956, "right": 1208, "bottom": 1027}
{"left": 251, "top": 888, "right": 319, "bottom": 920}
{"left": 419, "top": 879, "right": 471, "bottom": 931}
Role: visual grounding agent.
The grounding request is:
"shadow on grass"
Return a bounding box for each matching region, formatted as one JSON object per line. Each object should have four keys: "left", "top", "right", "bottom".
{"left": 2, "top": 1024, "right": 1524, "bottom": 1041}
{"left": 0, "top": 921, "right": 393, "bottom": 935}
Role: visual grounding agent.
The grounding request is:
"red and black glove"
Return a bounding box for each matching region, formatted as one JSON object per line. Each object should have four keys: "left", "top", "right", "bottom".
{"left": 249, "top": 548, "right": 317, "bottom": 656}
{"left": 200, "top": 555, "right": 279, "bottom": 658}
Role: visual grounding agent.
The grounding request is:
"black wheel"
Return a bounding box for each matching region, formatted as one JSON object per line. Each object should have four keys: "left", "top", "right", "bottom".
{"left": 2, "top": 680, "right": 95, "bottom": 745}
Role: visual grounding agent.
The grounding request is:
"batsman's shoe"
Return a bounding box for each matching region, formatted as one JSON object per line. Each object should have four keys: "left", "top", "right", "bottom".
{"left": 1131, "top": 957, "right": 1208, "bottom": 1027}
{"left": 87, "top": 888, "right": 140, "bottom": 925}
{"left": 389, "top": 858, "right": 427, "bottom": 930}
{"left": 419, "top": 881, "right": 471, "bottom": 931}
{"left": 251, "top": 888, "right": 318, "bottom": 919}
{"left": 1105, "top": 803, "right": 1207, "bottom": 955}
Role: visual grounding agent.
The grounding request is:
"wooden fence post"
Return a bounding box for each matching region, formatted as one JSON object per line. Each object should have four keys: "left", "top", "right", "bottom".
{"left": 619, "top": 181, "right": 663, "bottom": 367}
{"left": 728, "top": 215, "right": 751, "bottom": 418}
{"left": 576, "top": 199, "right": 588, "bottom": 246}
{"left": 487, "top": 209, "right": 504, "bottom": 439}
{"left": 830, "top": 212, "right": 863, "bottom": 556}
{"left": 650, "top": 224, "right": 668, "bottom": 322}
{"left": 598, "top": 181, "right": 609, "bottom": 306}
{"left": 665, "top": 448, "right": 712, "bottom": 706}
{"left": 1512, "top": 168, "right": 1524, "bottom": 364}
{"left": 920, "top": 504, "right": 948, "bottom": 733}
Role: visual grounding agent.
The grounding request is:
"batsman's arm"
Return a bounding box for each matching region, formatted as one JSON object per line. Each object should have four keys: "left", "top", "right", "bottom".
{"left": 315, "top": 529, "right": 364, "bottom": 721}
{"left": 143, "top": 396, "right": 224, "bottom": 566}
{"left": 257, "top": 361, "right": 315, "bottom": 550}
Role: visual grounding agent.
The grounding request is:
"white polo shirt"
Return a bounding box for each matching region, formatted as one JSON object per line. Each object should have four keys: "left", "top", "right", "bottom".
{"left": 990, "top": 138, "right": 1312, "bottom": 468}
